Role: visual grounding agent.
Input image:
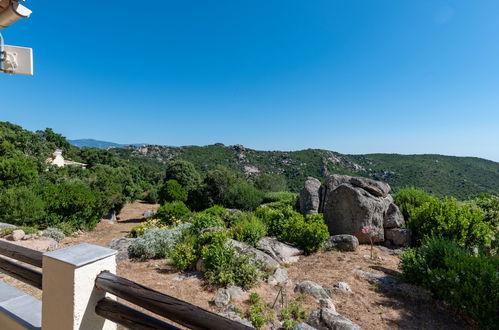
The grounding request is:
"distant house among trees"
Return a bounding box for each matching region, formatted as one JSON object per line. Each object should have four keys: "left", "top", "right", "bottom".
{"left": 45, "top": 150, "right": 87, "bottom": 168}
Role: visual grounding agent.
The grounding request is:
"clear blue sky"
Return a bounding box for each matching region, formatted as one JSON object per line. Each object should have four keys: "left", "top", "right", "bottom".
{"left": 1, "top": 1, "right": 499, "bottom": 161}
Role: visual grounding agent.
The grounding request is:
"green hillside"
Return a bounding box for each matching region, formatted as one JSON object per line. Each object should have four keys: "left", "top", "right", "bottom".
{"left": 112, "top": 144, "right": 499, "bottom": 199}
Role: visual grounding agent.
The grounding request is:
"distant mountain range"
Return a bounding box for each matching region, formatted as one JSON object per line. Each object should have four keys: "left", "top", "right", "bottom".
{"left": 68, "top": 139, "right": 145, "bottom": 149}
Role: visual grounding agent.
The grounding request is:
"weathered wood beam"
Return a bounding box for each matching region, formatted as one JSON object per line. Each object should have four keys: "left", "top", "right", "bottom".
{"left": 0, "top": 255, "right": 42, "bottom": 289}
{"left": 95, "top": 271, "right": 253, "bottom": 330}
{"left": 96, "top": 297, "right": 181, "bottom": 330}
{"left": 0, "top": 240, "right": 43, "bottom": 267}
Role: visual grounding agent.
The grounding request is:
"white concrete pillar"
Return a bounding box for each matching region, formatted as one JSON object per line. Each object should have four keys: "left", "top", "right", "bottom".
{"left": 42, "top": 243, "right": 117, "bottom": 330}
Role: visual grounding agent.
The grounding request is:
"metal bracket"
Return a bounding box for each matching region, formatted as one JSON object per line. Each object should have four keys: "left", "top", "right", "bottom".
{"left": 0, "top": 32, "right": 5, "bottom": 72}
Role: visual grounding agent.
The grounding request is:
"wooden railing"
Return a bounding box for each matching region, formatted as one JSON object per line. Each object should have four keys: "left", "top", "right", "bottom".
{"left": 0, "top": 240, "right": 254, "bottom": 330}
{"left": 95, "top": 271, "right": 253, "bottom": 330}
{"left": 0, "top": 240, "right": 43, "bottom": 289}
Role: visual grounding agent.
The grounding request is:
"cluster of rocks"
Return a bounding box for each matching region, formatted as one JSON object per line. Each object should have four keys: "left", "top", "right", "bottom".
{"left": 300, "top": 175, "right": 411, "bottom": 247}
{"left": 292, "top": 280, "right": 361, "bottom": 330}
{"left": 0, "top": 224, "right": 58, "bottom": 252}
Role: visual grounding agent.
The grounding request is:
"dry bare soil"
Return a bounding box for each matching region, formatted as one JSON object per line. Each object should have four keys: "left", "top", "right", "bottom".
{"left": 1, "top": 201, "right": 474, "bottom": 330}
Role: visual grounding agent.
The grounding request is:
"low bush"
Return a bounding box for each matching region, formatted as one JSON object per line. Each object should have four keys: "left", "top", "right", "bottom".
{"left": 262, "top": 192, "right": 298, "bottom": 209}
{"left": 201, "top": 205, "right": 228, "bottom": 218}
{"left": 128, "top": 228, "right": 182, "bottom": 259}
{"left": 230, "top": 213, "right": 267, "bottom": 246}
{"left": 158, "top": 179, "right": 188, "bottom": 204}
{"left": 255, "top": 205, "right": 302, "bottom": 238}
{"left": 170, "top": 240, "right": 198, "bottom": 271}
{"left": 394, "top": 187, "right": 437, "bottom": 221}
{"left": 189, "top": 213, "right": 224, "bottom": 233}
{"left": 400, "top": 237, "right": 499, "bottom": 328}
{"left": 42, "top": 227, "right": 65, "bottom": 242}
{"left": 56, "top": 222, "right": 77, "bottom": 236}
{"left": 0, "top": 186, "right": 46, "bottom": 227}
{"left": 203, "top": 244, "right": 260, "bottom": 289}
{"left": 409, "top": 197, "right": 492, "bottom": 248}
{"left": 156, "top": 201, "right": 190, "bottom": 225}
{"left": 222, "top": 183, "right": 264, "bottom": 211}
{"left": 281, "top": 214, "right": 329, "bottom": 253}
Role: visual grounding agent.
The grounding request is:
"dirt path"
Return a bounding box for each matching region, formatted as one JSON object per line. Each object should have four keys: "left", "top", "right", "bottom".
{"left": 60, "top": 200, "right": 159, "bottom": 248}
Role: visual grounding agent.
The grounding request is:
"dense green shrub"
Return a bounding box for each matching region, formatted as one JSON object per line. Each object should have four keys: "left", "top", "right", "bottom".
{"left": 255, "top": 174, "right": 288, "bottom": 192}
{"left": 0, "top": 156, "right": 38, "bottom": 188}
{"left": 394, "top": 187, "right": 437, "bottom": 221}
{"left": 201, "top": 205, "right": 228, "bottom": 218}
{"left": 170, "top": 241, "right": 198, "bottom": 271}
{"left": 158, "top": 179, "right": 188, "bottom": 204}
{"left": 164, "top": 160, "right": 201, "bottom": 192}
{"left": 409, "top": 197, "right": 492, "bottom": 247}
{"left": 222, "top": 183, "right": 264, "bottom": 211}
{"left": 230, "top": 213, "right": 267, "bottom": 246}
{"left": 255, "top": 205, "right": 302, "bottom": 238}
{"left": 202, "top": 244, "right": 260, "bottom": 289}
{"left": 41, "top": 183, "right": 101, "bottom": 231}
{"left": 156, "top": 201, "right": 190, "bottom": 225}
{"left": 0, "top": 186, "right": 46, "bottom": 226}
{"left": 400, "top": 237, "right": 499, "bottom": 328}
{"left": 203, "top": 166, "right": 242, "bottom": 205}
{"left": 281, "top": 214, "right": 329, "bottom": 253}
{"left": 42, "top": 227, "right": 65, "bottom": 242}
{"left": 128, "top": 228, "right": 182, "bottom": 259}
{"left": 262, "top": 191, "right": 298, "bottom": 207}
{"left": 189, "top": 213, "right": 224, "bottom": 233}
{"left": 143, "top": 187, "right": 159, "bottom": 204}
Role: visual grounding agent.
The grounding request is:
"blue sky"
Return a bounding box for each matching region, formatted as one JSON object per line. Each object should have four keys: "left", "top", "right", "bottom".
{"left": 1, "top": 1, "right": 498, "bottom": 161}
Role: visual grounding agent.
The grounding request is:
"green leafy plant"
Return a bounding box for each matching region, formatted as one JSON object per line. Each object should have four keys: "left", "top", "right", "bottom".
{"left": 409, "top": 197, "right": 492, "bottom": 248}
{"left": 230, "top": 212, "right": 267, "bottom": 246}
{"left": 156, "top": 201, "right": 190, "bottom": 225}
{"left": 158, "top": 179, "right": 188, "bottom": 204}
{"left": 400, "top": 237, "right": 499, "bottom": 328}
{"left": 128, "top": 228, "right": 182, "bottom": 259}
{"left": 281, "top": 213, "right": 329, "bottom": 253}
{"left": 222, "top": 183, "right": 264, "bottom": 211}
{"left": 189, "top": 212, "right": 224, "bottom": 233}
{"left": 42, "top": 227, "right": 65, "bottom": 242}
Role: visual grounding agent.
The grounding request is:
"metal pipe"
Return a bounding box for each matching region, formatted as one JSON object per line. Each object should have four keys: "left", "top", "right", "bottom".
{"left": 0, "top": 32, "right": 4, "bottom": 72}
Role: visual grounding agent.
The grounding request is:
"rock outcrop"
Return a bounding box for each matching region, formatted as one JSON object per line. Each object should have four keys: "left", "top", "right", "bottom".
{"left": 324, "top": 235, "right": 359, "bottom": 252}
{"left": 306, "top": 308, "right": 362, "bottom": 330}
{"left": 256, "top": 237, "right": 303, "bottom": 264}
{"left": 300, "top": 175, "right": 406, "bottom": 245}
{"left": 299, "top": 177, "right": 323, "bottom": 214}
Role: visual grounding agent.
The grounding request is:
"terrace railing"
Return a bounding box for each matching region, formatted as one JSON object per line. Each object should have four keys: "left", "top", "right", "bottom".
{"left": 0, "top": 240, "right": 253, "bottom": 330}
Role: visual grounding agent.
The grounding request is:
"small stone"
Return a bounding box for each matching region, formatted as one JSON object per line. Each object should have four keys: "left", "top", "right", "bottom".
{"left": 220, "top": 305, "right": 253, "bottom": 327}
{"left": 268, "top": 268, "right": 288, "bottom": 285}
{"left": 319, "top": 298, "right": 336, "bottom": 312}
{"left": 107, "top": 237, "right": 135, "bottom": 263}
{"left": 226, "top": 285, "right": 245, "bottom": 299}
{"left": 295, "top": 280, "right": 330, "bottom": 300}
{"left": 293, "top": 322, "right": 317, "bottom": 330}
{"left": 214, "top": 288, "right": 231, "bottom": 308}
{"left": 384, "top": 228, "right": 411, "bottom": 247}
{"left": 325, "top": 235, "right": 359, "bottom": 252}
{"left": 333, "top": 282, "right": 352, "bottom": 292}
{"left": 10, "top": 230, "right": 25, "bottom": 241}
{"left": 306, "top": 308, "right": 362, "bottom": 330}
{"left": 143, "top": 210, "right": 156, "bottom": 217}
{"left": 196, "top": 258, "right": 207, "bottom": 272}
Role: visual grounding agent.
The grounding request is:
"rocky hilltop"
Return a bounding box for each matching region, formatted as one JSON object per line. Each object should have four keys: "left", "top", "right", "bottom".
{"left": 111, "top": 143, "right": 499, "bottom": 199}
